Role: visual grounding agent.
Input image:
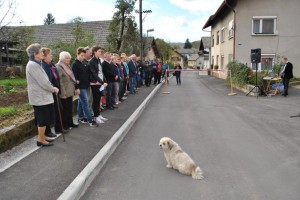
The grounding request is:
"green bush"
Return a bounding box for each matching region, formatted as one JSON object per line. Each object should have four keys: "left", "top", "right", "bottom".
{"left": 227, "top": 61, "right": 251, "bottom": 87}
{"left": 248, "top": 71, "right": 267, "bottom": 87}
{"left": 272, "top": 63, "right": 283, "bottom": 76}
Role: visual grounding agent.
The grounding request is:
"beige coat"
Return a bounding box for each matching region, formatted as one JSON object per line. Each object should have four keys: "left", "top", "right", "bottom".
{"left": 26, "top": 60, "right": 54, "bottom": 105}
{"left": 56, "top": 64, "right": 75, "bottom": 99}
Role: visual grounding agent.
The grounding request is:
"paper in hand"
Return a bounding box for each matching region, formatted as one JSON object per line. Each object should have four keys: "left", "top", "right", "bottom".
{"left": 99, "top": 85, "right": 105, "bottom": 92}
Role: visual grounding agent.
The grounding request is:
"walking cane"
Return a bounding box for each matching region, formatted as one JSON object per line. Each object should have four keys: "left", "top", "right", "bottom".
{"left": 55, "top": 94, "right": 66, "bottom": 142}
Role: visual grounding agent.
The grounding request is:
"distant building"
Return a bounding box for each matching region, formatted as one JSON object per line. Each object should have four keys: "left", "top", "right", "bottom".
{"left": 198, "top": 37, "right": 210, "bottom": 69}
{"left": 176, "top": 48, "right": 198, "bottom": 59}
{"left": 170, "top": 50, "right": 184, "bottom": 67}
{"left": 188, "top": 54, "right": 201, "bottom": 69}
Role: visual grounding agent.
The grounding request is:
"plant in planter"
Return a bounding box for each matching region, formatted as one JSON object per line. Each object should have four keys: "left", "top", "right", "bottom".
{"left": 226, "top": 61, "right": 251, "bottom": 87}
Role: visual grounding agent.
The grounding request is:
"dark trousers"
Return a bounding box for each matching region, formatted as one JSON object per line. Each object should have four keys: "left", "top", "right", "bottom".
{"left": 157, "top": 72, "right": 162, "bottom": 84}
{"left": 144, "top": 71, "right": 150, "bottom": 86}
{"left": 282, "top": 77, "right": 290, "bottom": 95}
{"left": 46, "top": 95, "right": 63, "bottom": 134}
{"left": 152, "top": 69, "right": 157, "bottom": 84}
{"left": 123, "top": 78, "right": 128, "bottom": 94}
{"left": 106, "top": 82, "right": 114, "bottom": 108}
{"left": 91, "top": 85, "right": 100, "bottom": 117}
{"left": 119, "top": 80, "right": 124, "bottom": 100}
{"left": 60, "top": 96, "right": 73, "bottom": 128}
{"left": 176, "top": 75, "right": 181, "bottom": 85}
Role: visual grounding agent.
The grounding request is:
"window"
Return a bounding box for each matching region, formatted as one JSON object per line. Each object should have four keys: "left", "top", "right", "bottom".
{"left": 216, "top": 31, "right": 220, "bottom": 45}
{"left": 221, "top": 28, "right": 225, "bottom": 43}
{"left": 211, "top": 34, "right": 214, "bottom": 47}
{"left": 251, "top": 54, "right": 275, "bottom": 71}
{"left": 212, "top": 56, "right": 214, "bottom": 66}
{"left": 252, "top": 16, "right": 277, "bottom": 34}
{"left": 221, "top": 55, "right": 224, "bottom": 69}
{"left": 216, "top": 55, "right": 219, "bottom": 67}
{"left": 228, "top": 20, "right": 234, "bottom": 39}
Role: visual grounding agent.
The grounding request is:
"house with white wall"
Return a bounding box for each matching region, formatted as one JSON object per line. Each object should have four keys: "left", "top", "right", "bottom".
{"left": 203, "top": 0, "right": 300, "bottom": 79}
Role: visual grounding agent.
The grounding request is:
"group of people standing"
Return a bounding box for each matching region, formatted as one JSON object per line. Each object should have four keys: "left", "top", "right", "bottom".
{"left": 25, "top": 43, "right": 150, "bottom": 147}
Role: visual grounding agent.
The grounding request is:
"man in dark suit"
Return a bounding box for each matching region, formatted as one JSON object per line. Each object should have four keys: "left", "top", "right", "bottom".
{"left": 102, "top": 52, "right": 118, "bottom": 109}
{"left": 281, "top": 57, "right": 293, "bottom": 96}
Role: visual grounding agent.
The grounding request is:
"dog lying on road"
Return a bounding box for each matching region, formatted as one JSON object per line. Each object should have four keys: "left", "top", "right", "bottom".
{"left": 159, "top": 137, "right": 203, "bottom": 180}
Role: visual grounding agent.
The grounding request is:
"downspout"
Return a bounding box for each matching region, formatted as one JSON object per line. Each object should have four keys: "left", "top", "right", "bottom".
{"left": 225, "top": 0, "right": 236, "bottom": 61}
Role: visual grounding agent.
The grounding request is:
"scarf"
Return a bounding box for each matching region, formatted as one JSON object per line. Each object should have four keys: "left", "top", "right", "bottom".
{"left": 56, "top": 60, "right": 76, "bottom": 83}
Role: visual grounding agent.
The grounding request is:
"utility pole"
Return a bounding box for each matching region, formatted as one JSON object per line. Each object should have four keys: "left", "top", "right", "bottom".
{"left": 139, "top": 0, "right": 143, "bottom": 60}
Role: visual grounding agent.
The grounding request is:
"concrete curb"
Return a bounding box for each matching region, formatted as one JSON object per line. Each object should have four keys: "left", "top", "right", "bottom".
{"left": 0, "top": 98, "right": 78, "bottom": 154}
{"left": 57, "top": 82, "right": 164, "bottom": 200}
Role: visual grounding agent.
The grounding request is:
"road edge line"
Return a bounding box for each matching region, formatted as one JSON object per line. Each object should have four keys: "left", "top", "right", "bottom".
{"left": 57, "top": 83, "right": 163, "bottom": 200}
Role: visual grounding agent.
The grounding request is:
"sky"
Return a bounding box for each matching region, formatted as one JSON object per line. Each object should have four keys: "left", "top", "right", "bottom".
{"left": 3, "top": 0, "right": 224, "bottom": 43}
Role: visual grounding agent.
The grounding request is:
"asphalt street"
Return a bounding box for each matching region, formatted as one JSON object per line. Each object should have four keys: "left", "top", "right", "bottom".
{"left": 82, "top": 73, "right": 300, "bottom": 200}
{"left": 0, "top": 84, "right": 156, "bottom": 200}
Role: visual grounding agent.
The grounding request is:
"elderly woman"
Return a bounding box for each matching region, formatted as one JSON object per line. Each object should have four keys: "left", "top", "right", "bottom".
{"left": 56, "top": 51, "right": 78, "bottom": 129}
{"left": 41, "top": 47, "right": 68, "bottom": 136}
{"left": 26, "top": 44, "right": 59, "bottom": 147}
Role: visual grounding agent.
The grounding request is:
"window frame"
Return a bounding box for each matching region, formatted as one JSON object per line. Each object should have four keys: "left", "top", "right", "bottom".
{"left": 221, "top": 27, "right": 225, "bottom": 43}
{"left": 252, "top": 16, "right": 277, "bottom": 35}
{"left": 251, "top": 54, "right": 276, "bottom": 71}
{"left": 228, "top": 20, "right": 234, "bottom": 39}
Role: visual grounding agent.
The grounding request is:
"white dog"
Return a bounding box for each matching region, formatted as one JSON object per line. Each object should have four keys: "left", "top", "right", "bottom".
{"left": 159, "top": 137, "right": 203, "bottom": 180}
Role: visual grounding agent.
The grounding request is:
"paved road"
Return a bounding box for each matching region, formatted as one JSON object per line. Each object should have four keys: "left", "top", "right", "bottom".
{"left": 83, "top": 73, "right": 300, "bottom": 200}
{"left": 0, "top": 84, "right": 156, "bottom": 200}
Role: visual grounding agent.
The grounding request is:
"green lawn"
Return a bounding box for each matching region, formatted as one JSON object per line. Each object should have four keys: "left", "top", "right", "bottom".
{"left": 0, "top": 78, "right": 27, "bottom": 86}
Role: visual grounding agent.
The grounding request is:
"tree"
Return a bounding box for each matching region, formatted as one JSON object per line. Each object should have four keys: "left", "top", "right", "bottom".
{"left": 50, "top": 17, "right": 94, "bottom": 62}
{"left": 106, "top": 0, "right": 137, "bottom": 52}
{"left": 184, "top": 38, "right": 192, "bottom": 49}
{"left": 67, "top": 16, "right": 84, "bottom": 24}
{"left": 119, "top": 17, "right": 139, "bottom": 54}
{"left": 155, "top": 38, "right": 173, "bottom": 63}
{"left": 44, "top": 13, "right": 55, "bottom": 25}
{"left": 11, "top": 27, "right": 35, "bottom": 65}
{"left": 0, "top": 0, "right": 16, "bottom": 31}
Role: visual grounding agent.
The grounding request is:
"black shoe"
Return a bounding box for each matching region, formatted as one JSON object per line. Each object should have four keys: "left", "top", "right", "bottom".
{"left": 112, "top": 105, "right": 118, "bottom": 109}
{"left": 88, "top": 121, "right": 98, "bottom": 127}
{"left": 78, "top": 118, "right": 88, "bottom": 123}
{"left": 37, "top": 141, "right": 54, "bottom": 147}
{"left": 68, "top": 123, "right": 79, "bottom": 128}
{"left": 45, "top": 132, "right": 57, "bottom": 138}
{"left": 108, "top": 107, "right": 114, "bottom": 110}
{"left": 46, "top": 139, "right": 54, "bottom": 143}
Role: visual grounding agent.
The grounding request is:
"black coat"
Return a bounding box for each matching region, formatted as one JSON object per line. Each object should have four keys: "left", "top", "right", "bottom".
{"left": 102, "top": 60, "right": 116, "bottom": 83}
{"left": 72, "top": 59, "right": 90, "bottom": 89}
{"left": 88, "top": 57, "right": 104, "bottom": 84}
{"left": 283, "top": 62, "right": 293, "bottom": 79}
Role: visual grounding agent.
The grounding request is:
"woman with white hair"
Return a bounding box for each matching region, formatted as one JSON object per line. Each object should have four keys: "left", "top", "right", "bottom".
{"left": 26, "top": 43, "right": 59, "bottom": 147}
{"left": 56, "top": 51, "right": 78, "bottom": 129}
